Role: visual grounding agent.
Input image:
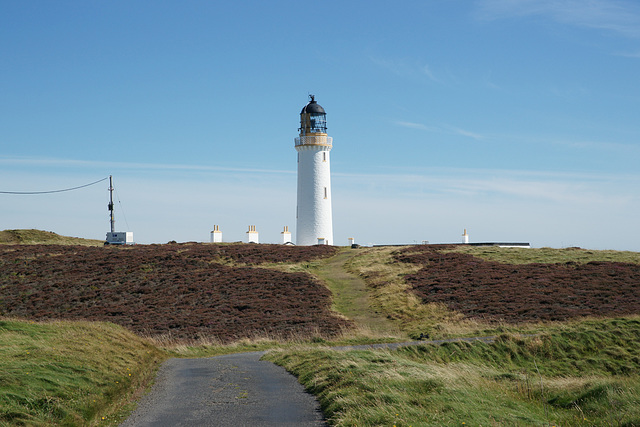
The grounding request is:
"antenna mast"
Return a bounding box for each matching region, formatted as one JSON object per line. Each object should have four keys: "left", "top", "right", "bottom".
{"left": 108, "top": 175, "right": 115, "bottom": 233}
{"left": 104, "top": 175, "right": 133, "bottom": 245}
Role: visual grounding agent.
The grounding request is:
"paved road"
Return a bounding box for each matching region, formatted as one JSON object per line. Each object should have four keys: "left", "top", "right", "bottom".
{"left": 120, "top": 337, "right": 506, "bottom": 426}
{"left": 119, "top": 352, "right": 326, "bottom": 427}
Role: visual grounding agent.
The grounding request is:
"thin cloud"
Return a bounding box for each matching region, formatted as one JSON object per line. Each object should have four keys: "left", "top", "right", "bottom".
{"left": 447, "top": 126, "right": 486, "bottom": 140}
{"left": 393, "top": 122, "right": 485, "bottom": 140}
{"left": 335, "top": 167, "right": 639, "bottom": 206}
{"left": 370, "top": 55, "right": 442, "bottom": 83}
{"left": 395, "top": 121, "right": 429, "bottom": 130}
{"left": 476, "top": 0, "right": 640, "bottom": 39}
{"left": 554, "top": 139, "right": 640, "bottom": 153}
{"left": 369, "top": 55, "right": 413, "bottom": 77}
{"left": 615, "top": 50, "right": 640, "bottom": 58}
{"left": 6, "top": 156, "right": 638, "bottom": 206}
{"left": 482, "top": 70, "right": 502, "bottom": 90}
{"left": 422, "top": 65, "right": 439, "bottom": 82}
{"left": 0, "top": 156, "right": 295, "bottom": 175}
{"left": 494, "top": 133, "right": 640, "bottom": 154}
{"left": 4, "top": 160, "right": 639, "bottom": 249}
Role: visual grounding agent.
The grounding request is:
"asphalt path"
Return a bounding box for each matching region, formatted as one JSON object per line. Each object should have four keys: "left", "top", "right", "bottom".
{"left": 119, "top": 336, "right": 505, "bottom": 427}
{"left": 119, "top": 351, "right": 326, "bottom": 427}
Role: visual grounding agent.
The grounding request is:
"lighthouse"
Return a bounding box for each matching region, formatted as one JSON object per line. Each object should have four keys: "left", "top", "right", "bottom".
{"left": 295, "top": 95, "right": 334, "bottom": 246}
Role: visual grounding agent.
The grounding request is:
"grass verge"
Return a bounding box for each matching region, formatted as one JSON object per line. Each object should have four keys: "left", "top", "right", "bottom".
{"left": 261, "top": 247, "right": 405, "bottom": 340}
{"left": 448, "top": 245, "right": 640, "bottom": 265}
{"left": 345, "top": 247, "right": 475, "bottom": 339}
{"left": 265, "top": 316, "right": 640, "bottom": 426}
{"left": 346, "top": 245, "right": 640, "bottom": 339}
{"left": 0, "top": 318, "right": 166, "bottom": 426}
{"left": 311, "top": 248, "right": 402, "bottom": 337}
{"left": 0, "top": 229, "right": 103, "bottom": 246}
{"left": 148, "top": 325, "right": 410, "bottom": 358}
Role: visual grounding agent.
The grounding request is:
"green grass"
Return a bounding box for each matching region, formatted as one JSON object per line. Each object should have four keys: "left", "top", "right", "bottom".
{"left": 0, "top": 318, "right": 166, "bottom": 426}
{"left": 310, "top": 248, "right": 401, "bottom": 337}
{"left": 0, "top": 229, "right": 103, "bottom": 246}
{"left": 344, "top": 246, "right": 474, "bottom": 339}
{"left": 0, "top": 318, "right": 404, "bottom": 426}
{"left": 151, "top": 329, "right": 411, "bottom": 359}
{"left": 3, "top": 243, "right": 640, "bottom": 426}
{"left": 265, "top": 316, "right": 640, "bottom": 426}
{"left": 344, "top": 245, "right": 640, "bottom": 340}
{"left": 258, "top": 247, "right": 405, "bottom": 340}
{"left": 449, "top": 245, "right": 640, "bottom": 265}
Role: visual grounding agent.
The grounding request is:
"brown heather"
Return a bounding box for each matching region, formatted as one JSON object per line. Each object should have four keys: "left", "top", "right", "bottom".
{"left": 0, "top": 243, "right": 349, "bottom": 343}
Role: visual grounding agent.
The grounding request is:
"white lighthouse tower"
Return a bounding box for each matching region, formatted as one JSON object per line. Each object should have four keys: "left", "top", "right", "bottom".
{"left": 295, "top": 95, "right": 334, "bottom": 246}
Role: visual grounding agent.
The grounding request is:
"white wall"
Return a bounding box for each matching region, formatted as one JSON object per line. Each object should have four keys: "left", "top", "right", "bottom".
{"left": 296, "top": 144, "right": 333, "bottom": 245}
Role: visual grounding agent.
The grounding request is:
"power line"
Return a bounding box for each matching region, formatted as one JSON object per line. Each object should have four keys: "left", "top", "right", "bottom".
{"left": 0, "top": 177, "right": 110, "bottom": 195}
{"left": 113, "top": 185, "right": 131, "bottom": 231}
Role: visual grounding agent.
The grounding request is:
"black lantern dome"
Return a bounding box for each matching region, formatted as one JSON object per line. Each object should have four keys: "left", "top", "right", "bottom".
{"left": 299, "top": 95, "right": 327, "bottom": 135}
{"left": 300, "top": 95, "right": 326, "bottom": 114}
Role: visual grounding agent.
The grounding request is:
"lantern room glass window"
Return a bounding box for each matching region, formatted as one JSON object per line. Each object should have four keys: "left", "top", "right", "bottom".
{"left": 300, "top": 112, "right": 327, "bottom": 135}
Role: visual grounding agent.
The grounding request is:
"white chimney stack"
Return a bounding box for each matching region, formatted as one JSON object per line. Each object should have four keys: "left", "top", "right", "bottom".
{"left": 210, "top": 225, "right": 222, "bottom": 243}
{"left": 246, "top": 225, "right": 259, "bottom": 244}
{"left": 281, "top": 226, "right": 292, "bottom": 244}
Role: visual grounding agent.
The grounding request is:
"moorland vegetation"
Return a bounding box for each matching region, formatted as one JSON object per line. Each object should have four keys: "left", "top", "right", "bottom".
{"left": 0, "top": 243, "right": 347, "bottom": 342}
{"left": 1, "top": 231, "right": 639, "bottom": 426}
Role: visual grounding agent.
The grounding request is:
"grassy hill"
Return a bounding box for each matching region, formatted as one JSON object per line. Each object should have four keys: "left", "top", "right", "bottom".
{"left": 1, "top": 244, "right": 639, "bottom": 426}
{"left": 0, "top": 243, "right": 347, "bottom": 343}
{"left": 344, "top": 245, "right": 640, "bottom": 339}
{"left": 0, "top": 229, "right": 103, "bottom": 246}
{"left": 0, "top": 319, "right": 165, "bottom": 426}
{"left": 272, "top": 245, "right": 640, "bottom": 426}
{"left": 266, "top": 316, "right": 640, "bottom": 426}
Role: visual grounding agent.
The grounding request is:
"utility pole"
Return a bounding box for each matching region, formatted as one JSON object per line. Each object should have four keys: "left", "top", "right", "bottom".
{"left": 108, "top": 175, "right": 115, "bottom": 233}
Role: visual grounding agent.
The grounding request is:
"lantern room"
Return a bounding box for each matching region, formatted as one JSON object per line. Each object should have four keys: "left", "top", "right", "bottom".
{"left": 299, "top": 95, "right": 327, "bottom": 136}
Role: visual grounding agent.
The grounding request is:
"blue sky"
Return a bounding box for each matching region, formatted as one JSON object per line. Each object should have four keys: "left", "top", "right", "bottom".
{"left": 1, "top": 0, "right": 639, "bottom": 250}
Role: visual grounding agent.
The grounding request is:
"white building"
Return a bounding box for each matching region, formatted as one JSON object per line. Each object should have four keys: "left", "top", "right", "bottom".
{"left": 295, "top": 95, "right": 334, "bottom": 245}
